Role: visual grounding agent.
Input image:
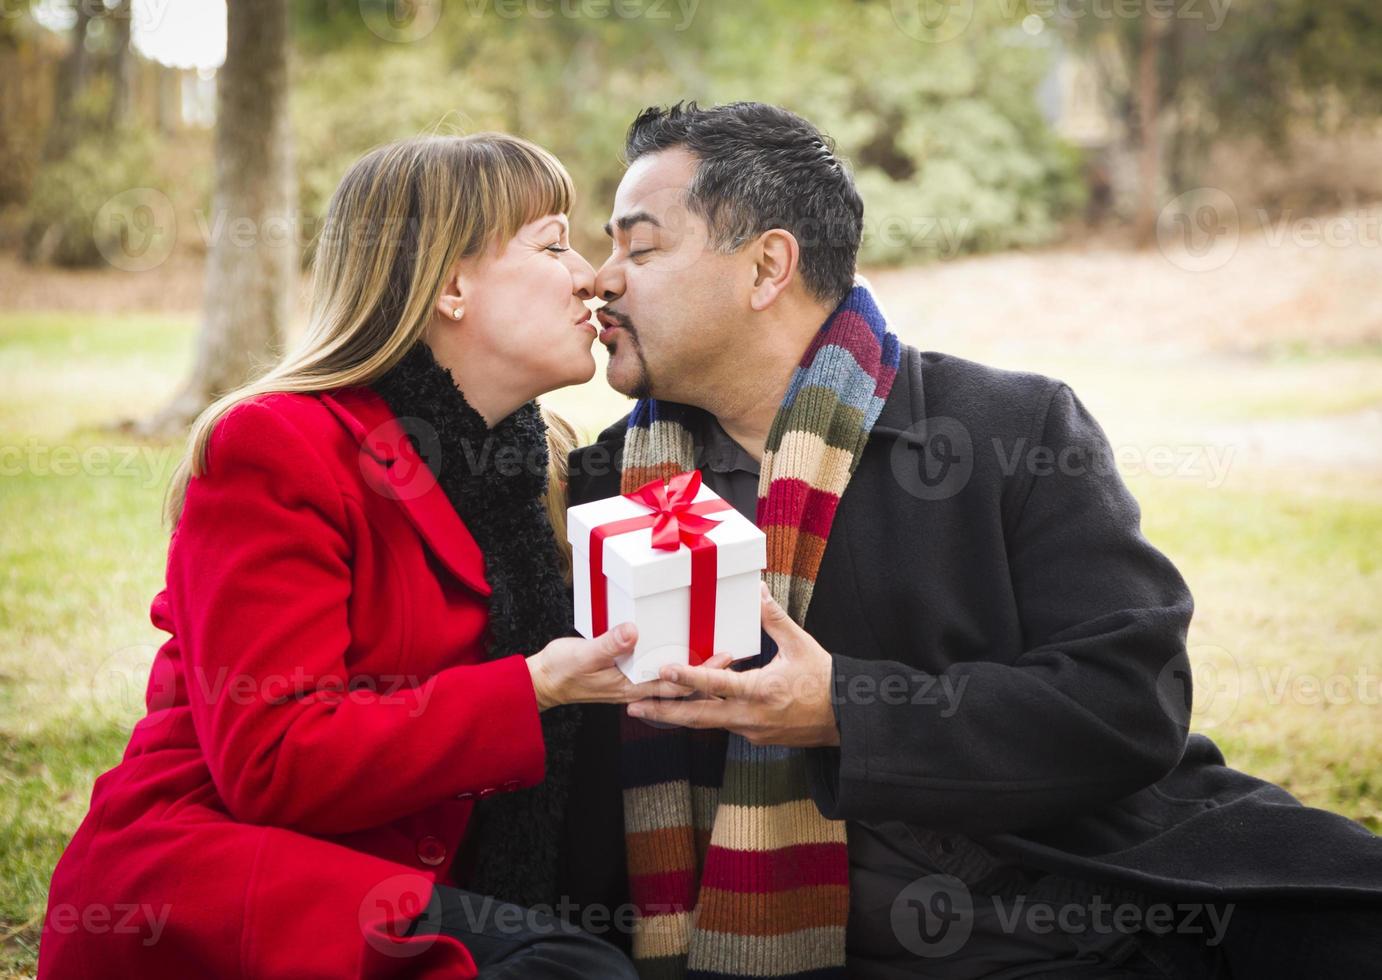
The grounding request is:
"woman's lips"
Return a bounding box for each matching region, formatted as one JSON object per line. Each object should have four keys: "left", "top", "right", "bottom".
{"left": 575, "top": 312, "right": 597, "bottom": 334}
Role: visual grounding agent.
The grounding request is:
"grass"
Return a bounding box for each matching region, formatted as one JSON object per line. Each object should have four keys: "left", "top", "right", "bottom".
{"left": 1, "top": 312, "right": 1379, "bottom": 977}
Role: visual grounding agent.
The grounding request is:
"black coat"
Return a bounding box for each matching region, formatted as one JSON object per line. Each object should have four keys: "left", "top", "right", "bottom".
{"left": 557, "top": 345, "right": 1382, "bottom": 954}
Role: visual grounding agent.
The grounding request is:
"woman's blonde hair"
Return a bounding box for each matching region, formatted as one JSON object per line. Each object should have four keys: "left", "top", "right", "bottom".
{"left": 165, "top": 133, "right": 580, "bottom": 569}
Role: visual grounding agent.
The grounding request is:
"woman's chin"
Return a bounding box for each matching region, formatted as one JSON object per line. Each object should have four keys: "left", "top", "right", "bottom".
{"left": 544, "top": 350, "right": 597, "bottom": 392}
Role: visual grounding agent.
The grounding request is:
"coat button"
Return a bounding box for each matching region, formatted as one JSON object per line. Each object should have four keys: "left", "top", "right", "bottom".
{"left": 456, "top": 791, "right": 476, "bottom": 801}
{"left": 477, "top": 786, "right": 498, "bottom": 800}
{"left": 416, "top": 836, "right": 447, "bottom": 867}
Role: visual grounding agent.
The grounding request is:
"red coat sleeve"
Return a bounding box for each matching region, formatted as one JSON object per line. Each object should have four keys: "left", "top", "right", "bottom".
{"left": 169, "top": 398, "right": 546, "bottom": 835}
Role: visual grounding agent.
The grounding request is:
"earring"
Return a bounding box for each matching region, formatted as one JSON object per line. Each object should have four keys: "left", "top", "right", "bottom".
{"left": 451, "top": 308, "right": 462, "bottom": 320}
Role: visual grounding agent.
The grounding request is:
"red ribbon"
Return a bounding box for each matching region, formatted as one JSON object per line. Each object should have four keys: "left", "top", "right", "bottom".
{"left": 589, "top": 471, "right": 733, "bottom": 666}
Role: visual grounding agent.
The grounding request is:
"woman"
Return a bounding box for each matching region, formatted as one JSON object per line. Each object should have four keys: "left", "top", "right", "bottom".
{"left": 37, "top": 134, "right": 694, "bottom": 979}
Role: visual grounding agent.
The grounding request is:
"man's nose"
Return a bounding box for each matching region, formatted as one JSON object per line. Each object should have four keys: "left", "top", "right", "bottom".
{"left": 594, "top": 257, "right": 624, "bottom": 303}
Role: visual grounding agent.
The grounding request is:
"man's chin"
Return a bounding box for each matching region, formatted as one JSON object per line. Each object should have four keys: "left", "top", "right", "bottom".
{"left": 603, "top": 350, "right": 648, "bottom": 399}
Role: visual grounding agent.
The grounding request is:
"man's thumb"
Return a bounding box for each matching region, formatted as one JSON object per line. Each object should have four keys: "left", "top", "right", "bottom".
{"left": 760, "top": 582, "right": 797, "bottom": 645}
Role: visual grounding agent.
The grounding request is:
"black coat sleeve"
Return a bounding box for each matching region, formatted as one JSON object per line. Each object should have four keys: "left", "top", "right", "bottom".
{"left": 808, "top": 383, "right": 1195, "bottom": 836}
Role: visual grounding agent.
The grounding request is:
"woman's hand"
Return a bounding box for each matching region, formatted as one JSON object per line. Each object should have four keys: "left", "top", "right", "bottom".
{"left": 526, "top": 624, "right": 733, "bottom": 710}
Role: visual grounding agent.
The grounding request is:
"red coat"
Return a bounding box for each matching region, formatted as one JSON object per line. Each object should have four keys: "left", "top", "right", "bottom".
{"left": 39, "top": 387, "right": 548, "bottom": 979}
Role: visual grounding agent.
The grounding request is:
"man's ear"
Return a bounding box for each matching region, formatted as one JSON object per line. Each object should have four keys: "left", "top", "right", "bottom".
{"left": 748, "top": 229, "right": 800, "bottom": 312}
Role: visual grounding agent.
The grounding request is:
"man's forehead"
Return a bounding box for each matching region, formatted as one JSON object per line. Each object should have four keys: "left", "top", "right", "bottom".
{"left": 608, "top": 147, "right": 698, "bottom": 226}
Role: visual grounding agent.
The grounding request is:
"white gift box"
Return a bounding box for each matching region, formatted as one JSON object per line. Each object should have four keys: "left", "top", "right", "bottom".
{"left": 568, "top": 478, "right": 767, "bottom": 682}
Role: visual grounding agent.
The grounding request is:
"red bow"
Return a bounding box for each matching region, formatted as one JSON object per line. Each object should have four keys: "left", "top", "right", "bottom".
{"left": 623, "top": 470, "right": 727, "bottom": 551}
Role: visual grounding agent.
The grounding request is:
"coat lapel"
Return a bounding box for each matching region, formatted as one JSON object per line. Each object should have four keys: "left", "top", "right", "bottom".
{"left": 870, "top": 344, "right": 925, "bottom": 441}
{"left": 319, "top": 387, "right": 492, "bottom": 597}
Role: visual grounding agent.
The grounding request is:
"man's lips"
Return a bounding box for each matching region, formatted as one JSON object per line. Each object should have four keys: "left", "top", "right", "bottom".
{"left": 596, "top": 310, "right": 627, "bottom": 344}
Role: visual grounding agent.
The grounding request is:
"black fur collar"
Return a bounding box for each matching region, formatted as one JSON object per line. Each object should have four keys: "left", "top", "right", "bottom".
{"left": 370, "top": 339, "right": 581, "bottom": 909}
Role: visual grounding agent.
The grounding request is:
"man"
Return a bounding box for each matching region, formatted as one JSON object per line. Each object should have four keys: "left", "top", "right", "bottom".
{"left": 557, "top": 102, "right": 1381, "bottom": 978}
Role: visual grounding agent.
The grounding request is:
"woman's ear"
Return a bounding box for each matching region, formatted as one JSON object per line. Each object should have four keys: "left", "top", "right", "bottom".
{"left": 436, "top": 266, "right": 466, "bottom": 323}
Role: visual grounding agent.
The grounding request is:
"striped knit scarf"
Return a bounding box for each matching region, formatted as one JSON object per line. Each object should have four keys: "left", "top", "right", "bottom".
{"left": 618, "top": 283, "right": 900, "bottom": 979}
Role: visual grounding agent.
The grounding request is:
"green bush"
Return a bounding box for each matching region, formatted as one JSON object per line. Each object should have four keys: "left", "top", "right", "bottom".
{"left": 22, "top": 122, "right": 173, "bottom": 269}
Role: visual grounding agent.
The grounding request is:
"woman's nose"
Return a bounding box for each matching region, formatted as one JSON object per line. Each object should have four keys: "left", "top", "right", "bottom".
{"left": 568, "top": 249, "right": 597, "bottom": 301}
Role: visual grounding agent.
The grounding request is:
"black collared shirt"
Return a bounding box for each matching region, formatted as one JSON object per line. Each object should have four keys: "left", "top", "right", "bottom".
{"left": 692, "top": 411, "right": 761, "bottom": 523}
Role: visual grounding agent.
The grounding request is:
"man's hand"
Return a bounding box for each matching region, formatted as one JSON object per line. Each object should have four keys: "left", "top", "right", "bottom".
{"left": 626, "top": 583, "right": 841, "bottom": 748}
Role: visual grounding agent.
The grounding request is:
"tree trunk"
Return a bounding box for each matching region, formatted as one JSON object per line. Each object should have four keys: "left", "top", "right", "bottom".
{"left": 105, "top": 0, "right": 134, "bottom": 130}
{"left": 1132, "top": 16, "right": 1168, "bottom": 248}
{"left": 21, "top": 4, "right": 92, "bottom": 261}
{"left": 39, "top": 2, "right": 92, "bottom": 162}
{"left": 135, "top": 0, "right": 295, "bottom": 437}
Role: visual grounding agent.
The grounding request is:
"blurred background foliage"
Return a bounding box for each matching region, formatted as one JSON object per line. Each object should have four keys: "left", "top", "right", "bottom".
{"left": 4, "top": 0, "right": 1381, "bottom": 269}
{"left": 286, "top": 0, "right": 1087, "bottom": 262}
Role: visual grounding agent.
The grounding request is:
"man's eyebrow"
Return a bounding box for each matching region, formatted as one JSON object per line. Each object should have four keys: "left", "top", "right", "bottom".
{"left": 602, "top": 211, "right": 662, "bottom": 238}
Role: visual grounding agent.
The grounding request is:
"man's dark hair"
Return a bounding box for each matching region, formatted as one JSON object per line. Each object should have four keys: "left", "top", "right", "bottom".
{"left": 624, "top": 101, "right": 863, "bottom": 306}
